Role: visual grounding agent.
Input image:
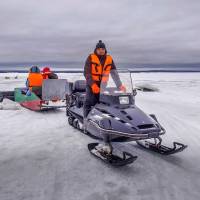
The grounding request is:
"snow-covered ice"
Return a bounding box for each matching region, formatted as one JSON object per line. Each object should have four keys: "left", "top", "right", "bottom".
{"left": 0, "top": 72, "right": 200, "bottom": 200}
{"left": 0, "top": 99, "right": 21, "bottom": 110}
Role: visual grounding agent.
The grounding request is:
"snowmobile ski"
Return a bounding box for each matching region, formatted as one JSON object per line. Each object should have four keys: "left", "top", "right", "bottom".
{"left": 136, "top": 139, "right": 187, "bottom": 155}
{"left": 88, "top": 143, "right": 137, "bottom": 166}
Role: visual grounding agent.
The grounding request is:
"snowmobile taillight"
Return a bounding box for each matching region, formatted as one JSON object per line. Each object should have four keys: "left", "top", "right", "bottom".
{"left": 148, "top": 132, "right": 159, "bottom": 138}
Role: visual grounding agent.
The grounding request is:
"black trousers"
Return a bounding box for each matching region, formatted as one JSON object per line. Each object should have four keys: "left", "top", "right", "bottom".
{"left": 83, "top": 85, "right": 99, "bottom": 118}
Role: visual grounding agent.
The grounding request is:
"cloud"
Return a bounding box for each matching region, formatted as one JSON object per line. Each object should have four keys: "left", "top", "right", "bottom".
{"left": 0, "top": 0, "right": 200, "bottom": 64}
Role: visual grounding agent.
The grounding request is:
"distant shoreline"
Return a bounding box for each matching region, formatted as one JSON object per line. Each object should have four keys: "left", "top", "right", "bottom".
{"left": 0, "top": 69, "right": 200, "bottom": 73}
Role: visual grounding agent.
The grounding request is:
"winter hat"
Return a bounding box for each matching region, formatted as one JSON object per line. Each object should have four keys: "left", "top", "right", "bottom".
{"left": 29, "top": 66, "right": 40, "bottom": 73}
{"left": 96, "top": 40, "right": 106, "bottom": 49}
{"left": 42, "top": 67, "right": 51, "bottom": 74}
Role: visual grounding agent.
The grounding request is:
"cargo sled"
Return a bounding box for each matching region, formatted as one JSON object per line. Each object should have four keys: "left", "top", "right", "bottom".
{"left": 14, "top": 79, "right": 67, "bottom": 111}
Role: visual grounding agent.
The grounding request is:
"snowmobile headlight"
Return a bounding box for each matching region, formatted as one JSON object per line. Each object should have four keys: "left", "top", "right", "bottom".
{"left": 119, "top": 96, "right": 129, "bottom": 104}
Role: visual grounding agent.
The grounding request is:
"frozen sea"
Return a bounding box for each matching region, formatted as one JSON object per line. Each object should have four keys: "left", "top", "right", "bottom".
{"left": 0, "top": 72, "right": 200, "bottom": 200}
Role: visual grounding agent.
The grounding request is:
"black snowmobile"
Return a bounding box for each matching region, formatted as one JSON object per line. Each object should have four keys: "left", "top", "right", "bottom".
{"left": 66, "top": 70, "right": 187, "bottom": 166}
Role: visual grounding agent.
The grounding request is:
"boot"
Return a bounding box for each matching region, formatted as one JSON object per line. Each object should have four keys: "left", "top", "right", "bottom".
{"left": 83, "top": 119, "right": 88, "bottom": 133}
{"left": 95, "top": 143, "right": 112, "bottom": 155}
{"left": 78, "top": 119, "right": 87, "bottom": 133}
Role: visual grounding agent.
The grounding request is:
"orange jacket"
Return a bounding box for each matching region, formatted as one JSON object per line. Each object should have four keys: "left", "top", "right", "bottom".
{"left": 90, "top": 54, "right": 113, "bottom": 83}
{"left": 28, "top": 73, "right": 43, "bottom": 88}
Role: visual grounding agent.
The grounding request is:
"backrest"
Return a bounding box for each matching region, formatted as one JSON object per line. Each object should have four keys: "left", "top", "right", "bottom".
{"left": 73, "top": 80, "right": 86, "bottom": 93}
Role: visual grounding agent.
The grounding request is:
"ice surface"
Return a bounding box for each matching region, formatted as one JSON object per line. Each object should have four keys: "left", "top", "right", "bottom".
{"left": 0, "top": 98, "right": 21, "bottom": 110}
{"left": 0, "top": 72, "right": 200, "bottom": 200}
{"left": 135, "top": 83, "right": 159, "bottom": 92}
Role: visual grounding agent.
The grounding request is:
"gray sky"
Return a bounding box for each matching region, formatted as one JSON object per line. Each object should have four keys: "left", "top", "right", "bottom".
{"left": 0, "top": 0, "right": 200, "bottom": 64}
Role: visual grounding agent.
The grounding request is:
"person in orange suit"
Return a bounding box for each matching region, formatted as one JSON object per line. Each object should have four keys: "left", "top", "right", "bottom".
{"left": 26, "top": 66, "right": 43, "bottom": 96}
{"left": 42, "top": 67, "right": 58, "bottom": 79}
{"left": 83, "top": 40, "right": 126, "bottom": 118}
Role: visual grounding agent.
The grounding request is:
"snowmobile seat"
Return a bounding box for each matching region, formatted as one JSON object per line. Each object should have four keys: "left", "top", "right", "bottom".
{"left": 73, "top": 80, "right": 86, "bottom": 93}
{"left": 72, "top": 80, "right": 86, "bottom": 108}
{"left": 75, "top": 93, "right": 85, "bottom": 108}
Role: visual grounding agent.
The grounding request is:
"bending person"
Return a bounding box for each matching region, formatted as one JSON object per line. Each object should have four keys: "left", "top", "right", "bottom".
{"left": 26, "top": 66, "right": 43, "bottom": 97}
{"left": 42, "top": 67, "right": 58, "bottom": 79}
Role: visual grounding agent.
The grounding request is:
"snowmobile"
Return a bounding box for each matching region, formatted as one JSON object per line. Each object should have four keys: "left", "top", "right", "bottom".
{"left": 66, "top": 70, "right": 187, "bottom": 166}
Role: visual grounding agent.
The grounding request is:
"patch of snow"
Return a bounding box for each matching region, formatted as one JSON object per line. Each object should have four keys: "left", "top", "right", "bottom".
{"left": 0, "top": 72, "right": 200, "bottom": 200}
{"left": 0, "top": 98, "right": 21, "bottom": 110}
{"left": 135, "top": 83, "right": 159, "bottom": 92}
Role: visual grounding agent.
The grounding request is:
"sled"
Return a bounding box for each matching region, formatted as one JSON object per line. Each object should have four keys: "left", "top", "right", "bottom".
{"left": 14, "top": 79, "right": 67, "bottom": 111}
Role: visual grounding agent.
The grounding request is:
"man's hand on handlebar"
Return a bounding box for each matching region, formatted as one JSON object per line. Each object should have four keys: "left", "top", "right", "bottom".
{"left": 119, "top": 85, "right": 126, "bottom": 93}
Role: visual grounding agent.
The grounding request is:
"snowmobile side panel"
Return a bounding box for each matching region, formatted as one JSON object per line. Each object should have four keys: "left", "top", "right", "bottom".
{"left": 87, "top": 119, "right": 164, "bottom": 140}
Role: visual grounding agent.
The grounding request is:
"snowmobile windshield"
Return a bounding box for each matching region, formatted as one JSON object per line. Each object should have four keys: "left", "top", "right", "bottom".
{"left": 99, "top": 69, "right": 134, "bottom": 96}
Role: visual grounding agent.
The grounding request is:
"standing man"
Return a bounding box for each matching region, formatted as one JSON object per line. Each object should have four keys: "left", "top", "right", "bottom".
{"left": 83, "top": 40, "right": 126, "bottom": 118}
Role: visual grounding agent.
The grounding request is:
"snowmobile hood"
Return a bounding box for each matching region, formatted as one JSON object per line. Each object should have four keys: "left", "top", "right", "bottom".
{"left": 87, "top": 103, "right": 163, "bottom": 138}
{"left": 94, "top": 104, "right": 156, "bottom": 128}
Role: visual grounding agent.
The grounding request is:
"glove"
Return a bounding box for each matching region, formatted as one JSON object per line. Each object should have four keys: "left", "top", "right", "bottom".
{"left": 91, "top": 83, "right": 100, "bottom": 94}
{"left": 119, "top": 85, "right": 126, "bottom": 92}
{"left": 26, "top": 89, "right": 32, "bottom": 96}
